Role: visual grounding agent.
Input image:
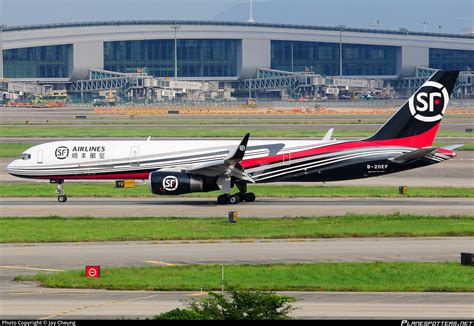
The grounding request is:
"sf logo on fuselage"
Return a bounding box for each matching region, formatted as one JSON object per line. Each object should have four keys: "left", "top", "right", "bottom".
{"left": 55, "top": 146, "right": 69, "bottom": 159}
{"left": 409, "top": 81, "right": 449, "bottom": 122}
{"left": 163, "top": 176, "right": 179, "bottom": 191}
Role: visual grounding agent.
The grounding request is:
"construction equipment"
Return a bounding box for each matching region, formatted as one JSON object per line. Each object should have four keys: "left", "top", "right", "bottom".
{"left": 243, "top": 98, "right": 257, "bottom": 109}
{"left": 93, "top": 89, "right": 116, "bottom": 106}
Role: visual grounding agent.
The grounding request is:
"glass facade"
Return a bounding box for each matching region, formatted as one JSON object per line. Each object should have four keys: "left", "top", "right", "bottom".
{"left": 104, "top": 39, "right": 239, "bottom": 77}
{"left": 3, "top": 44, "right": 71, "bottom": 78}
{"left": 271, "top": 40, "right": 398, "bottom": 76}
{"left": 429, "top": 49, "right": 474, "bottom": 71}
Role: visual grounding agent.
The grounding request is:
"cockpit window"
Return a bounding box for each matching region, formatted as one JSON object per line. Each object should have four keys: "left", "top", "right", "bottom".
{"left": 17, "top": 153, "right": 31, "bottom": 160}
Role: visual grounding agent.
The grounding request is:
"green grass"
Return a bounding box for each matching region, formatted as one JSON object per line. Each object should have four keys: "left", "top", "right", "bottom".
{"left": 1, "top": 183, "right": 472, "bottom": 198}
{"left": 1, "top": 215, "right": 473, "bottom": 243}
{"left": 0, "top": 144, "right": 34, "bottom": 157}
{"left": 0, "top": 126, "right": 471, "bottom": 138}
{"left": 15, "top": 262, "right": 474, "bottom": 292}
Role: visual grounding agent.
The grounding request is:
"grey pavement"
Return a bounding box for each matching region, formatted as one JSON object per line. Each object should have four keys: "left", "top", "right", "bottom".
{"left": 1, "top": 197, "right": 472, "bottom": 217}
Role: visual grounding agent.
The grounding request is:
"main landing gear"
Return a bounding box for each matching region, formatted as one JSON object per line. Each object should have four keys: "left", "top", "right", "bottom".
{"left": 217, "top": 192, "right": 256, "bottom": 205}
{"left": 216, "top": 182, "right": 256, "bottom": 205}
{"left": 54, "top": 180, "right": 68, "bottom": 203}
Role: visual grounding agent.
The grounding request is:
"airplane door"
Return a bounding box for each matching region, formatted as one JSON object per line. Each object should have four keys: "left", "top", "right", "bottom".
{"left": 130, "top": 146, "right": 140, "bottom": 166}
{"left": 283, "top": 153, "right": 291, "bottom": 166}
{"left": 37, "top": 150, "right": 43, "bottom": 164}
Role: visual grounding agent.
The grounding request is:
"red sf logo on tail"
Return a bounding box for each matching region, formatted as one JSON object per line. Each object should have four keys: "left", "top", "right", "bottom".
{"left": 409, "top": 81, "right": 449, "bottom": 122}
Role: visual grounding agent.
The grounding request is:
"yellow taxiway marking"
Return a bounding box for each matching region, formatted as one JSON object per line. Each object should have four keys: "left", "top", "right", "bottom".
{"left": 188, "top": 292, "right": 208, "bottom": 297}
{"left": 0, "top": 265, "right": 65, "bottom": 272}
{"left": 39, "top": 294, "right": 159, "bottom": 320}
{"left": 144, "top": 260, "right": 178, "bottom": 267}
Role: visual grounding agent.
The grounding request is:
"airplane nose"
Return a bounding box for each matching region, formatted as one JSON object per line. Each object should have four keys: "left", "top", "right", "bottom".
{"left": 6, "top": 161, "right": 18, "bottom": 175}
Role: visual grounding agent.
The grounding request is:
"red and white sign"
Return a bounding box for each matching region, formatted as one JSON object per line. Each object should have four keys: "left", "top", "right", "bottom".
{"left": 85, "top": 265, "right": 100, "bottom": 278}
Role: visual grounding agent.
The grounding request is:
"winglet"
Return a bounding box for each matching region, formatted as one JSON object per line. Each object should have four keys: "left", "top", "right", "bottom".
{"left": 323, "top": 128, "right": 334, "bottom": 141}
{"left": 226, "top": 133, "right": 250, "bottom": 164}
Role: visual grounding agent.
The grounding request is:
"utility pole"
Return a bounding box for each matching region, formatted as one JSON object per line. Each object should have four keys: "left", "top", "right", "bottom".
{"left": 338, "top": 25, "right": 345, "bottom": 77}
{"left": 171, "top": 25, "right": 181, "bottom": 81}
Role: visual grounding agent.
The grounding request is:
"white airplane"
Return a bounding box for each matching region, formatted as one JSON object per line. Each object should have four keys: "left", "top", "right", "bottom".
{"left": 7, "top": 70, "right": 461, "bottom": 204}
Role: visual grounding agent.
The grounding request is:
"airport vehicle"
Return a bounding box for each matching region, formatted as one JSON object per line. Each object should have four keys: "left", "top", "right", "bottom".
{"left": 7, "top": 70, "right": 461, "bottom": 204}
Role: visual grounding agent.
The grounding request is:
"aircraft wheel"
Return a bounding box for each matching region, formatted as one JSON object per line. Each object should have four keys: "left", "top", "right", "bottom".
{"left": 244, "top": 192, "right": 256, "bottom": 202}
{"left": 217, "top": 194, "right": 230, "bottom": 205}
{"left": 229, "top": 194, "right": 240, "bottom": 204}
{"left": 58, "top": 195, "right": 68, "bottom": 203}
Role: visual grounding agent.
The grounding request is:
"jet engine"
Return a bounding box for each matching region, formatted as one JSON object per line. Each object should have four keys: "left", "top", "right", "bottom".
{"left": 149, "top": 171, "right": 219, "bottom": 195}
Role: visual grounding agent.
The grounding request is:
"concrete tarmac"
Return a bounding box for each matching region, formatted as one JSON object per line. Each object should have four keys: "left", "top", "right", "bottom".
{"left": 1, "top": 238, "right": 473, "bottom": 319}
{"left": 1, "top": 197, "right": 472, "bottom": 217}
{"left": 1, "top": 287, "right": 472, "bottom": 320}
{"left": 2, "top": 238, "right": 472, "bottom": 267}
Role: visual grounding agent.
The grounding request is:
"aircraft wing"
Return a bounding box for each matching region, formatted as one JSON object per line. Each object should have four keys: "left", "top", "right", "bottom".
{"left": 389, "top": 147, "right": 437, "bottom": 164}
{"left": 178, "top": 133, "right": 255, "bottom": 183}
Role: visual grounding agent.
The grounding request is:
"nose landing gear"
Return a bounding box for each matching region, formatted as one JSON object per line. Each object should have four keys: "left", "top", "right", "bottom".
{"left": 53, "top": 180, "right": 67, "bottom": 203}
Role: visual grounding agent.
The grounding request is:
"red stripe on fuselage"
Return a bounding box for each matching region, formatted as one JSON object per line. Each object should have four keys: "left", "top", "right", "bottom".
{"left": 36, "top": 172, "right": 150, "bottom": 180}
{"left": 241, "top": 123, "right": 440, "bottom": 168}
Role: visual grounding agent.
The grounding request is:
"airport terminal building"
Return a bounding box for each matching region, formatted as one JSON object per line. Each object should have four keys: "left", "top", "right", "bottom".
{"left": 1, "top": 20, "right": 473, "bottom": 99}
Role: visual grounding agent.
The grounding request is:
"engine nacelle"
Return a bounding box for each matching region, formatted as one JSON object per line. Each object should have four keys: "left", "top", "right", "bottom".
{"left": 149, "top": 171, "right": 219, "bottom": 195}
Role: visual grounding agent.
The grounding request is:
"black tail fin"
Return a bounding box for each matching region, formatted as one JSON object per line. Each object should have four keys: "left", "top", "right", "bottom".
{"left": 368, "top": 70, "right": 459, "bottom": 147}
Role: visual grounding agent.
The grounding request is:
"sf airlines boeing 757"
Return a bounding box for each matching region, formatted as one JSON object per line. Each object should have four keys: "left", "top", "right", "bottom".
{"left": 7, "top": 70, "right": 462, "bottom": 204}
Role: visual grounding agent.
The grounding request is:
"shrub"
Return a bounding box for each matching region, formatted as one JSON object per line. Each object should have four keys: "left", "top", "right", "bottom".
{"left": 154, "top": 288, "right": 296, "bottom": 320}
{"left": 153, "top": 308, "right": 205, "bottom": 320}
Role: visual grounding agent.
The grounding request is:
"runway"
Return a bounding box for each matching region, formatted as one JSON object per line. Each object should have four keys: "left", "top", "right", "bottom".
{"left": 2, "top": 238, "right": 472, "bottom": 266}
{"left": 1, "top": 197, "right": 472, "bottom": 217}
{"left": 1, "top": 238, "right": 473, "bottom": 319}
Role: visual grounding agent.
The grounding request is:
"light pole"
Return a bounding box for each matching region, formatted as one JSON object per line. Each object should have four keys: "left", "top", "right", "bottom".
{"left": 248, "top": 0, "right": 255, "bottom": 23}
{"left": 171, "top": 25, "right": 181, "bottom": 81}
{"left": 337, "top": 25, "right": 345, "bottom": 77}
{"left": 421, "top": 20, "right": 428, "bottom": 33}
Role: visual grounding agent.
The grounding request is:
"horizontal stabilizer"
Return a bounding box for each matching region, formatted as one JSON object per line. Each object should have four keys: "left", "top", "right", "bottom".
{"left": 389, "top": 147, "right": 437, "bottom": 164}
{"left": 440, "top": 144, "right": 464, "bottom": 150}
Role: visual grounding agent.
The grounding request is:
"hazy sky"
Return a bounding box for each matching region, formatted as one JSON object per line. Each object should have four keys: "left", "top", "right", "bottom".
{"left": 2, "top": 0, "right": 473, "bottom": 34}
